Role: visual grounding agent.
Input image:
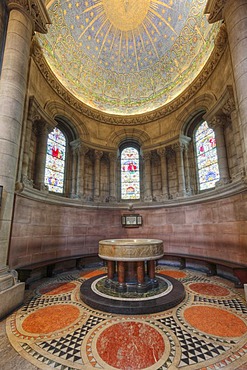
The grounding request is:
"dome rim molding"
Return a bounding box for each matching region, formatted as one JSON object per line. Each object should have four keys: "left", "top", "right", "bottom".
{"left": 31, "top": 24, "right": 227, "bottom": 125}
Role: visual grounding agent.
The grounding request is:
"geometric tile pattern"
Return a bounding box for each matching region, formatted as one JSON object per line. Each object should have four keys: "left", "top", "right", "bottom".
{"left": 6, "top": 268, "right": 247, "bottom": 370}
{"left": 39, "top": 315, "right": 106, "bottom": 364}
{"left": 156, "top": 316, "right": 229, "bottom": 367}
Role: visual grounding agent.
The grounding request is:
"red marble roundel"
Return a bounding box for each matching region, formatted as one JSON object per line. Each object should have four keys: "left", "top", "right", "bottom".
{"left": 188, "top": 283, "right": 230, "bottom": 296}
{"left": 159, "top": 270, "right": 187, "bottom": 278}
{"left": 184, "top": 306, "right": 247, "bottom": 337}
{"left": 96, "top": 321, "right": 165, "bottom": 369}
{"left": 39, "top": 282, "right": 76, "bottom": 295}
{"left": 22, "top": 305, "right": 80, "bottom": 334}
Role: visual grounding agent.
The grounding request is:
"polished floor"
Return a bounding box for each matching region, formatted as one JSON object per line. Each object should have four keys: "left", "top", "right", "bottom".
{"left": 1, "top": 266, "right": 247, "bottom": 370}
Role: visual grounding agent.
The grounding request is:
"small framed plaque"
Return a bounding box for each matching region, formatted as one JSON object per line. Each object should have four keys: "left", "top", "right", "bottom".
{"left": 121, "top": 214, "right": 143, "bottom": 228}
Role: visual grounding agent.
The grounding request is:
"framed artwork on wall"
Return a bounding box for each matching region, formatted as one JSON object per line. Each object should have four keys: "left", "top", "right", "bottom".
{"left": 121, "top": 214, "right": 143, "bottom": 228}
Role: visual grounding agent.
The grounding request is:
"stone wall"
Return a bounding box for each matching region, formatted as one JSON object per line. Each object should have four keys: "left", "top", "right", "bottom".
{"left": 8, "top": 191, "right": 247, "bottom": 269}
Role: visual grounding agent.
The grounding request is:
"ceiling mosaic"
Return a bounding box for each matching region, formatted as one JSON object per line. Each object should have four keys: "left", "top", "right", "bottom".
{"left": 40, "top": 0, "right": 219, "bottom": 115}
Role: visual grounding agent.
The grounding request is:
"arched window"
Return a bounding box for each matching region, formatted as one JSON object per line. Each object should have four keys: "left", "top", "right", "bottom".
{"left": 45, "top": 127, "right": 66, "bottom": 193}
{"left": 121, "top": 146, "right": 140, "bottom": 200}
{"left": 195, "top": 121, "right": 220, "bottom": 190}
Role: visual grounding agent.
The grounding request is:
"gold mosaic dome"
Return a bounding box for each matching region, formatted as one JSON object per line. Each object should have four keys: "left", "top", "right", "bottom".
{"left": 41, "top": 0, "right": 219, "bottom": 115}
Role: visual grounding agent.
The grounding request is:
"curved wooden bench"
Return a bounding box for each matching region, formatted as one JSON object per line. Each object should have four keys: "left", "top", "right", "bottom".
{"left": 16, "top": 254, "right": 101, "bottom": 288}
{"left": 159, "top": 253, "right": 247, "bottom": 288}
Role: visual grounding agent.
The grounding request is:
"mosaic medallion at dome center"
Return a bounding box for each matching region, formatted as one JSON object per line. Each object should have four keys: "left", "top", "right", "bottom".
{"left": 41, "top": 0, "right": 219, "bottom": 115}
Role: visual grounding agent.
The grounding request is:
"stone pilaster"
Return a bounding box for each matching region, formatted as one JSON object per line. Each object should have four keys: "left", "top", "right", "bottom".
{"left": 0, "top": 0, "right": 50, "bottom": 319}
{"left": 173, "top": 143, "right": 186, "bottom": 197}
{"left": 209, "top": 116, "right": 231, "bottom": 186}
{"left": 22, "top": 114, "right": 34, "bottom": 185}
{"left": 157, "top": 148, "right": 169, "bottom": 199}
{"left": 222, "top": 94, "right": 245, "bottom": 179}
{"left": 109, "top": 152, "right": 117, "bottom": 202}
{"left": 143, "top": 152, "right": 153, "bottom": 201}
{"left": 34, "top": 122, "right": 50, "bottom": 191}
{"left": 78, "top": 144, "right": 89, "bottom": 199}
{"left": 94, "top": 150, "right": 103, "bottom": 201}
{"left": 70, "top": 139, "right": 81, "bottom": 198}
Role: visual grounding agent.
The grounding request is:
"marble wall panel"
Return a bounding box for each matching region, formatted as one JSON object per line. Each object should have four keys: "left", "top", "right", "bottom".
{"left": 8, "top": 192, "right": 247, "bottom": 268}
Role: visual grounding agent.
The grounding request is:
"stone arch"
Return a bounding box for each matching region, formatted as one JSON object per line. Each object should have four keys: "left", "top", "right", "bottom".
{"left": 175, "top": 92, "right": 217, "bottom": 135}
{"left": 44, "top": 100, "right": 89, "bottom": 141}
{"left": 107, "top": 128, "right": 151, "bottom": 147}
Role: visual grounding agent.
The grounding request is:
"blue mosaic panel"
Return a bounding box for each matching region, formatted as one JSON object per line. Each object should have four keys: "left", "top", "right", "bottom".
{"left": 121, "top": 147, "right": 140, "bottom": 200}
{"left": 45, "top": 128, "right": 66, "bottom": 193}
{"left": 195, "top": 121, "right": 220, "bottom": 190}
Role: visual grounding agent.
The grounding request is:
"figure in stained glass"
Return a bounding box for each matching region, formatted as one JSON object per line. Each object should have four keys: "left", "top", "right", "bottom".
{"left": 195, "top": 121, "right": 220, "bottom": 190}
{"left": 45, "top": 127, "right": 66, "bottom": 193}
{"left": 121, "top": 147, "right": 140, "bottom": 200}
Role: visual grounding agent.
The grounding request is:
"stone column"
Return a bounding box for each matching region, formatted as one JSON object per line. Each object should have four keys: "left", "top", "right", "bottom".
{"left": 209, "top": 116, "right": 230, "bottom": 185}
{"left": 173, "top": 143, "right": 186, "bottom": 197}
{"left": 222, "top": 93, "right": 245, "bottom": 178}
{"left": 184, "top": 144, "right": 192, "bottom": 195}
{"left": 109, "top": 152, "right": 117, "bottom": 201}
{"left": 21, "top": 107, "right": 36, "bottom": 187}
{"left": 117, "top": 261, "right": 126, "bottom": 292}
{"left": 94, "top": 150, "right": 103, "bottom": 201}
{"left": 206, "top": 0, "right": 247, "bottom": 175}
{"left": 70, "top": 139, "right": 80, "bottom": 198}
{"left": 0, "top": 0, "right": 50, "bottom": 319}
{"left": 34, "top": 122, "right": 50, "bottom": 191}
{"left": 147, "top": 260, "right": 156, "bottom": 280}
{"left": 157, "top": 148, "right": 168, "bottom": 199}
{"left": 78, "top": 145, "right": 88, "bottom": 199}
{"left": 143, "top": 151, "right": 152, "bottom": 201}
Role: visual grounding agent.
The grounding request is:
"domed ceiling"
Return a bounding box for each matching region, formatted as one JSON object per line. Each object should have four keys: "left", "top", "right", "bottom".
{"left": 40, "top": 0, "right": 219, "bottom": 116}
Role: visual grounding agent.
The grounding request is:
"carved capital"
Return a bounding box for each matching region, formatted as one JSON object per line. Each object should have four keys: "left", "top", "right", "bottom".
{"left": 79, "top": 145, "right": 89, "bottom": 156}
{"left": 205, "top": 0, "right": 227, "bottom": 24}
{"left": 70, "top": 139, "right": 81, "bottom": 153}
{"left": 222, "top": 96, "right": 236, "bottom": 116}
{"left": 208, "top": 115, "right": 225, "bottom": 130}
{"left": 35, "top": 121, "right": 49, "bottom": 136}
{"left": 214, "top": 23, "right": 228, "bottom": 50}
{"left": 143, "top": 152, "right": 152, "bottom": 161}
{"left": 108, "top": 152, "right": 117, "bottom": 162}
{"left": 172, "top": 143, "right": 185, "bottom": 153}
{"left": 28, "top": 96, "right": 56, "bottom": 131}
{"left": 28, "top": 106, "right": 42, "bottom": 123}
{"left": 6, "top": 0, "right": 51, "bottom": 34}
{"left": 157, "top": 148, "right": 167, "bottom": 158}
{"left": 94, "top": 150, "right": 103, "bottom": 160}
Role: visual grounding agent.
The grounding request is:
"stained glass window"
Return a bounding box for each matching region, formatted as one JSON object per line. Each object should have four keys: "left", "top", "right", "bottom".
{"left": 195, "top": 121, "right": 220, "bottom": 190}
{"left": 121, "top": 147, "right": 140, "bottom": 200}
{"left": 45, "top": 127, "right": 66, "bottom": 193}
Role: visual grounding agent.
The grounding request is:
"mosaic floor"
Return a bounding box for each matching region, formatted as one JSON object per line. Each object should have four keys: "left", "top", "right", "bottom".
{"left": 5, "top": 267, "right": 247, "bottom": 370}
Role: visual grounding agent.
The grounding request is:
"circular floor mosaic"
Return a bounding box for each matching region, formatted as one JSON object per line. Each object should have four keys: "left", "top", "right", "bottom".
{"left": 80, "top": 273, "right": 186, "bottom": 314}
{"left": 6, "top": 267, "right": 247, "bottom": 370}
